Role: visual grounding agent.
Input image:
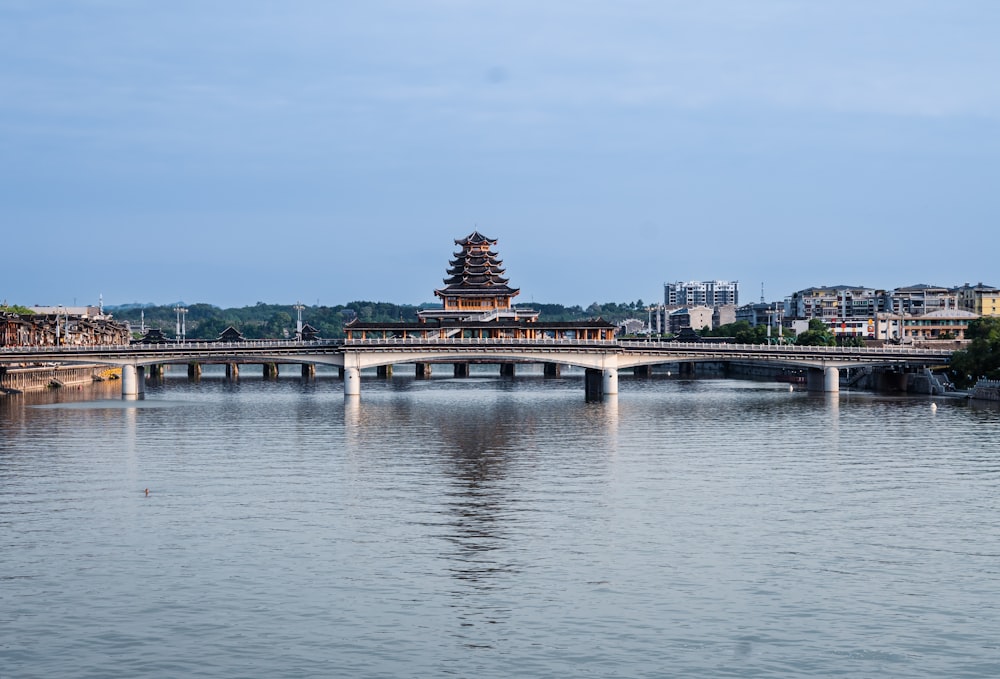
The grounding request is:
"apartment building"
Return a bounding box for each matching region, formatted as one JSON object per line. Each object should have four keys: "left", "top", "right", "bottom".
{"left": 664, "top": 280, "right": 739, "bottom": 307}
{"left": 954, "top": 283, "right": 1000, "bottom": 316}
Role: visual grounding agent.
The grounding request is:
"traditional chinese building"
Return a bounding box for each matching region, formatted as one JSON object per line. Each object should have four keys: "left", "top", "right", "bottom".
{"left": 417, "top": 231, "right": 537, "bottom": 323}
{"left": 345, "top": 231, "right": 615, "bottom": 341}
{"left": 1, "top": 311, "right": 131, "bottom": 347}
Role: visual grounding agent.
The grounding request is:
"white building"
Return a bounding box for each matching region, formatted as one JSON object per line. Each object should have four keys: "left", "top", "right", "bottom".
{"left": 664, "top": 280, "right": 739, "bottom": 307}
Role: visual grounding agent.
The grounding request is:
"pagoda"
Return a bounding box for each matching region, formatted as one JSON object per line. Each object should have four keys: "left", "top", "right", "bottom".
{"left": 344, "top": 230, "right": 615, "bottom": 341}
{"left": 418, "top": 231, "right": 538, "bottom": 323}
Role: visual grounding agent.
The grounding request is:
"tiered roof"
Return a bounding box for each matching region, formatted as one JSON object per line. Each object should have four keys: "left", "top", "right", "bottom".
{"left": 435, "top": 231, "right": 519, "bottom": 300}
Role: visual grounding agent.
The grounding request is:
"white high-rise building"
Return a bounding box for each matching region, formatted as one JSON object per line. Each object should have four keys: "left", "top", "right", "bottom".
{"left": 664, "top": 280, "right": 739, "bottom": 307}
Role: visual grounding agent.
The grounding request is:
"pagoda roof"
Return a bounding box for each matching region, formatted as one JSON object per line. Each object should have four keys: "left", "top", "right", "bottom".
{"left": 455, "top": 231, "right": 497, "bottom": 246}
{"left": 435, "top": 284, "right": 519, "bottom": 297}
{"left": 217, "top": 326, "right": 245, "bottom": 342}
{"left": 442, "top": 273, "right": 511, "bottom": 285}
{"left": 447, "top": 255, "right": 503, "bottom": 266}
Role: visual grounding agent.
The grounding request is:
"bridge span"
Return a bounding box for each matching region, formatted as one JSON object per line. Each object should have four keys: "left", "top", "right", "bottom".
{"left": 0, "top": 338, "right": 952, "bottom": 399}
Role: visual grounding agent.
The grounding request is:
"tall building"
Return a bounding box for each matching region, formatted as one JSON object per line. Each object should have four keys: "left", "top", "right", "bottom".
{"left": 664, "top": 280, "right": 739, "bottom": 307}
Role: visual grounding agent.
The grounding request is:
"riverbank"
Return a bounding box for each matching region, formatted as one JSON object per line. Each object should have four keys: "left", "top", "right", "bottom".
{"left": 0, "top": 365, "right": 119, "bottom": 394}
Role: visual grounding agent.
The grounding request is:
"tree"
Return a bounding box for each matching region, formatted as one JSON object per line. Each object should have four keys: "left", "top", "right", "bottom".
{"left": 795, "top": 318, "right": 836, "bottom": 346}
{"left": 837, "top": 336, "right": 866, "bottom": 348}
{"left": 949, "top": 317, "right": 1000, "bottom": 387}
{"left": 701, "top": 321, "right": 771, "bottom": 344}
{"left": 267, "top": 311, "right": 293, "bottom": 338}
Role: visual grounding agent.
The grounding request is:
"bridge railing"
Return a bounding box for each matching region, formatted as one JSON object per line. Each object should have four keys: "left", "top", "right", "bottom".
{"left": 0, "top": 339, "right": 341, "bottom": 355}
{"left": 617, "top": 340, "right": 951, "bottom": 356}
{"left": 1, "top": 336, "right": 953, "bottom": 359}
{"left": 342, "top": 337, "right": 616, "bottom": 347}
{"left": 341, "top": 337, "right": 951, "bottom": 356}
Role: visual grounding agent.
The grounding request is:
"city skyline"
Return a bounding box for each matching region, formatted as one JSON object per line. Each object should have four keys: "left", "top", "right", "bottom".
{"left": 3, "top": 2, "right": 998, "bottom": 309}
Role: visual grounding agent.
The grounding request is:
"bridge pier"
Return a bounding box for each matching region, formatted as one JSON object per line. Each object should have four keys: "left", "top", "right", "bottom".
{"left": 454, "top": 363, "right": 470, "bottom": 378}
{"left": 121, "top": 364, "right": 144, "bottom": 399}
{"left": 585, "top": 367, "right": 619, "bottom": 401}
{"left": 188, "top": 362, "right": 201, "bottom": 380}
{"left": 147, "top": 364, "right": 164, "bottom": 380}
{"left": 807, "top": 367, "right": 840, "bottom": 393}
{"left": 544, "top": 362, "right": 561, "bottom": 378}
{"left": 226, "top": 363, "right": 239, "bottom": 380}
{"left": 301, "top": 364, "right": 315, "bottom": 379}
{"left": 377, "top": 365, "right": 393, "bottom": 378}
{"left": 585, "top": 368, "right": 603, "bottom": 401}
{"left": 633, "top": 365, "right": 652, "bottom": 378}
{"left": 500, "top": 363, "right": 515, "bottom": 377}
{"left": 263, "top": 363, "right": 279, "bottom": 379}
{"left": 415, "top": 363, "right": 432, "bottom": 379}
{"left": 603, "top": 367, "right": 618, "bottom": 395}
{"left": 344, "top": 367, "right": 361, "bottom": 396}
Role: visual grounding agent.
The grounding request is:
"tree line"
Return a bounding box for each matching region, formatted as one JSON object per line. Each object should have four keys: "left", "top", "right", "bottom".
{"left": 107, "top": 300, "right": 652, "bottom": 341}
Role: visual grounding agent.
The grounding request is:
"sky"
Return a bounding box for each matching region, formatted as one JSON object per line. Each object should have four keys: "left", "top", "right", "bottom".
{"left": 2, "top": 1, "right": 998, "bottom": 309}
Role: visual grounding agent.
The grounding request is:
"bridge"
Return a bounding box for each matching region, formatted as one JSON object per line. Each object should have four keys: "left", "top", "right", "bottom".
{"left": 0, "top": 338, "right": 952, "bottom": 399}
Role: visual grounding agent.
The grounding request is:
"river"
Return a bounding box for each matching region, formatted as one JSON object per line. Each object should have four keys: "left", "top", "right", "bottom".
{"left": 2, "top": 366, "right": 999, "bottom": 678}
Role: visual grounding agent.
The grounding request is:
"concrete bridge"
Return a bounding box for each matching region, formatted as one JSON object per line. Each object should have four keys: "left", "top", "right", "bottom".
{"left": 0, "top": 338, "right": 952, "bottom": 399}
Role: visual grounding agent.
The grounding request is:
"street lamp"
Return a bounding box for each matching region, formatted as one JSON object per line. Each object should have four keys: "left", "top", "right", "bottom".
{"left": 174, "top": 306, "right": 188, "bottom": 341}
{"left": 293, "top": 302, "right": 305, "bottom": 340}
{"left": 55, "top": 305, "right": 63, "bottom": 345}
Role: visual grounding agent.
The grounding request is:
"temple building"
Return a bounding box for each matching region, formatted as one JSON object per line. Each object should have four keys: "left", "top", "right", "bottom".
{"left": 418, "top": 231, "right": 538, "bottom": 323}
{"left": 345, "top": 231, "right": 615, "bottom": 341}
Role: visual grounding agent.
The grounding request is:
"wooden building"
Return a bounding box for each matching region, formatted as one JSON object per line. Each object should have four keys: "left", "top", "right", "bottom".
{"left": 345, "top": 231, "right": 615, "bottom": 341}
{"left": 1, "top": 312, "right": 131, "bottom": 347}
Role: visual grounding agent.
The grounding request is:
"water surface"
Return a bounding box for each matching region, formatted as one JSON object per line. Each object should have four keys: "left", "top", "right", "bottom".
{"left": 3, "top": 369, "right": 999, "bottom": 677}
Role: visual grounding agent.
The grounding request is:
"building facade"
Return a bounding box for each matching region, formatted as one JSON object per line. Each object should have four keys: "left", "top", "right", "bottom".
{"left": 735, "top": 301, "right": 785, "bottom": 328}
{"left": 887, "top": 284, "right": 958, "bottom": 316}
{"left": 668, "top": 306, "right": 714, "bottom": 334}
{"left": 788, "top": 286, "right": 883, "bottom": 322}
{"left": 664, "top": 280, "right": 739, "bottom": 307}
{"left": 1, "top": 312, "right": 131, "bottom": 347}
{"left": 954, "top": 283, "right": 1000, "bottom": 317}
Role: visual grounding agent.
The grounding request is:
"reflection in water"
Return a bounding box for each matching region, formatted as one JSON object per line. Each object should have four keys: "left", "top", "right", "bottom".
{"left": 342, "top": 386, "right": 623, "bottom": 649}
{"left": 6, "top": 374, "right": 998, "bottom": 678}
{"left": 345, "top": 394, "right": 528, "bottom": 646}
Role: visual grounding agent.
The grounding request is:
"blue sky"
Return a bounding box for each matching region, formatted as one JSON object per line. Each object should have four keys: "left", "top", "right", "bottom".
{"left": 2, "top": 1, "right": 998, "bottom": 309}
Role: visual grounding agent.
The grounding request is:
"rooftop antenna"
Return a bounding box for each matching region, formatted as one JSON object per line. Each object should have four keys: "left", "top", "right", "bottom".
{"left": 760, "top": 282, "right": 765, "bottom": 304}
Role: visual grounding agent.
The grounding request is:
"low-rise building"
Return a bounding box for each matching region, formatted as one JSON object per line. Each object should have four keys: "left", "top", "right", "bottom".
{"left": 736, "top": 301, "right": 785, "bottom": 328}
{"left": 789, "top": 286, "right": 882, "bottom": 321}
{"left": 1, "top": 312, "right": 130, "bottom": 347}
{"left": 954, "top": 282, "right": 1000, "bottom": 317}
{"left": 669, "top": 306, "right": 714, "bottom": 334}
{"left": 887, "top": 284, "right": 958, "bottom": 316}
{"left": 872, "top": 309, "right": 979, "bottom": 342}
